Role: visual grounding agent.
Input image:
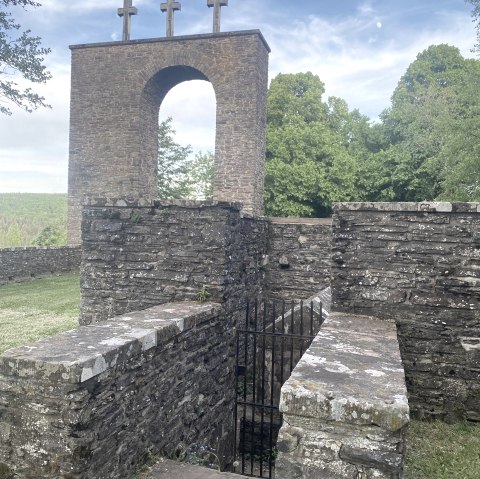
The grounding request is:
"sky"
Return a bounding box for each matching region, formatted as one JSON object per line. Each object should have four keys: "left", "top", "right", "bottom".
{"left": 0, "top": 0, "right": 477, "bottom": 193}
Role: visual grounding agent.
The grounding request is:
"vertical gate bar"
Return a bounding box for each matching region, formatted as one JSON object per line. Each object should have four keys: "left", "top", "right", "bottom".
{"left": 289, "top": 301, "right": 295, "bottom": 375}
{"left": 299, "top": 300, "right": 304, "bottom": 357}
{"left": 280, "top": 301, "right": 285, "bottom": 387}
{"left": 269, "top": 301, "right": 276, "bottom": 478}
{"left": 234, "top": 317, "right": 241, "bottom": 472}
{"left": 310, "top": 300, "right": 314, "bottom": 336}
{"left": 241, "top": 302, "right": 249, "bottom": 475}
{"left": 250, "top": 300, "right": 258, "bottom": 475}
{"left": 260, "top": 301, "right": 268, "bottom": 477}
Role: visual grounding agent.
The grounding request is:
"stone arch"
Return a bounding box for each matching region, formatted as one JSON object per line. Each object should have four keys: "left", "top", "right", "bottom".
{"left": 67, "top": 31, "right": 270, "bottom": 243}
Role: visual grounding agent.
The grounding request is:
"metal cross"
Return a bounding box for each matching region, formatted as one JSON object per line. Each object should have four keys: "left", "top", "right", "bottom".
{"left": 207, "top": 0, "right": 228, "bottom": 33}
{"left": 117, "top": 0, "right": 138, "bottom": 42}
{"left": 161, "top": 0, "right": 182, "bottom": 37}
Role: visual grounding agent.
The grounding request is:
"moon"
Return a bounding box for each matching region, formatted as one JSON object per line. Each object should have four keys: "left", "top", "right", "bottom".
{"left": 376, "top": 22, "right": 382, "bottom": 29}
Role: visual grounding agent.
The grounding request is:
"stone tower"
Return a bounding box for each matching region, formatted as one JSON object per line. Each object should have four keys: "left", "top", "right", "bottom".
{"left": 67, "top": 31, "right": 270, "bottom": 243}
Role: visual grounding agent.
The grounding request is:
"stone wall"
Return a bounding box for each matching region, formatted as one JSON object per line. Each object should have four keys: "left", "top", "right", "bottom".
{"left": 276, "top": 312, "right": 409, "bottom": 479}
{"left": 80, "top": 199, "right": 269, "bottom": 325}
{"left": 0, "top": 302, "right": 237, "bottom": 479}
{"left": 331, "top": 202, "right": 480, "bottom": 421}
{"left": 68, "top": 31, "right": 270, "bottom": 243}
{"left": 266, "top": 218, "right": 332, "bottom": 301}
{"left": 0, "top": 246, "right": 81, "bottom": 285}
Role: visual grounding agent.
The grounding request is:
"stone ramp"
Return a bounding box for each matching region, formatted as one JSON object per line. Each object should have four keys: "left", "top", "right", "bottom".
{"left": 145, "top": 458, "right": 249, "bottom": 479}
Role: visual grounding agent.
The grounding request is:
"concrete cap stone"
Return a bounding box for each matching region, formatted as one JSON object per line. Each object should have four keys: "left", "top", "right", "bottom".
{"left": 279, "top": 313, "right": 410, "bottom": 432}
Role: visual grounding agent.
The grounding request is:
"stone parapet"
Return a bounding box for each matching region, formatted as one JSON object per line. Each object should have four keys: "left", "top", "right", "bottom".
{"left": 0, "top": 302, "right": 236, "bottom": 479}
{"left": 331, "top": 201, "right": 480, "bottom": 421}
{"left": 265, "top": 217, "right": 332, "bottom": 301}
{"left": 0, "top": 245, "right": 81, "bottom": 284}
{"left": 276, "top": 313, "right": 409, "bottom": 479}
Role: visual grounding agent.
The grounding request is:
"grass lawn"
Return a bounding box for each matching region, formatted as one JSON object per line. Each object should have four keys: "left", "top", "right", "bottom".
{"left": 405, "top": 419, "right": 480, "bottom": 479}
{"left": 0, "top": 274, "right": 479, "bottom": 479}
{"left": 0, "top": 273, "right": 80, "bottom": 354}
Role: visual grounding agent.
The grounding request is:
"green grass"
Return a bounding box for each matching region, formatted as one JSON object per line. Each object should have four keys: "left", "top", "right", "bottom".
{"left": 405, "top": 420, "right": 480, "bottom": 478}
{"left": 0, "top": 193, "right": 67, "bottom": 247}
{"left": 0, "top": 273, "right": 80, "bottom": 354}
{"left": 1, "top": 275, "right": 479, "bottom": 479}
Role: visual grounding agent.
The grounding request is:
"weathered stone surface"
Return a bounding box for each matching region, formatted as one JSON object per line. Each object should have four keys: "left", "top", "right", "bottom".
{"left": 0, "top": 246, "right": 81, "bottom": 284}
{"left": 68, "top": 31, "right": 270, "bottom": 243}
{"left": 146, "top": 458, "right": 249, "bottom": 478}
{"left": 0, "top": 302, "right": 236, "bottom": 479}
{"left": 331, "top": 201, "right": 480, "bottom": 421}
{"left": 266, "top": 218, "right": 332, "bottom": 301}
{"left": 276, "top": 312, "right": 408, "bottom": 479}
{"left": 80, "top": 200, "right": 269, "bottom": 324}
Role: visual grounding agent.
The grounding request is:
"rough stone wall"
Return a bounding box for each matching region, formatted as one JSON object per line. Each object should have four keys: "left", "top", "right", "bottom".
{"left": 68, "top": 31, "right": 270, "bottom": 243}
{"left": 0, "top": 302, "right": 237, "bottom": 479}
{"left": 276, "top": 312, "right": 409, "bottom": 479}
{"left": 266, "top": 218, "right": 332, "bottom": 301}
{"left": 81, "top": 199, "right": 269, "bottom": 325}
{"left": 0, "top": 246, "right": 81, "bottom": 284}
{"left": 331, "top": 202, "right": 480, "bottom": 421}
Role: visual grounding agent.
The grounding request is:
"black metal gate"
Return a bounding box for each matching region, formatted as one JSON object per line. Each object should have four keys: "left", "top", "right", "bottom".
{"left": 234, "top": 299, "right": 324, "bottom": 478}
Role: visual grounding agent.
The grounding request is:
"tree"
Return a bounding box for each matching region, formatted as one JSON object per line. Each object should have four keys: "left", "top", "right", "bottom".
{"left": 264, "top": 72, "right": 366, "bottom": 217}
{"left": 372, "top": 45, "right": 480, "bottom": 202}
{"left": 157, "top": 117, "right": 194, "bottom": 198}
{"left": 467, "top": 0, "right": 480, "bottom": 54}
{"left": 0, "top": 0, "right": 51, "bottom": 115}
{"left": 157, "top": 118, "right": 214, "bottom": 200}
{"left": 186, "top": 151, "right": 214, "bottom": 200}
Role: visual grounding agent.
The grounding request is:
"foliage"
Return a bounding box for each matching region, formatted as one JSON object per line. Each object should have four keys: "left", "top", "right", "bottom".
{"left": 373, "top": 45, "right": 480, "bottom": 202}
{"left": 197, "top": 285, "right": 210, "bottom": 303}
{"left": 157, "top": 117, "right": 194, "bottom": 198}
{"left": 264, "top": 72, "right": 365, "bottom": 217}
{"left": 187, "top": 151, "right": 214, "bottom": 200}
{"left": 467, "top": 0, "right": 480, "bottom": 54}
{"left": 0, "top": 0, "right": 51, "bottom": 114}
{"left": 0, "top": 273, "right": 79, "bottom": 354}
{"left": 405, "top": 420, "right": 480, "bottom": 479}
{"left": 157, "top": 118, "right": 214, "bottom": 200}
{"left": 0, "top": 193, "right": 67, "bottom": 247}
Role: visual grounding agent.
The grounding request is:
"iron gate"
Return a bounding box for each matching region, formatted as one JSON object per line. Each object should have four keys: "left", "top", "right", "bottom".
{"left": 234, "top": 299, "right": 324, "bottom": 478}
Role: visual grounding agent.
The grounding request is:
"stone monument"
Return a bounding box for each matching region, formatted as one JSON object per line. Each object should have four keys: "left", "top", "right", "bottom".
{"left": 67, "top": 2, "right": 270, "bottom": 243}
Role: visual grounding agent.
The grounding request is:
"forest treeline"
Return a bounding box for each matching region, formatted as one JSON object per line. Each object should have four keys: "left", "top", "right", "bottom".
{"left": 162, "top": 44, "right": 480, "bottom": 217}
{"left": 3, "top": 44, "right": 480, "bottom": 247}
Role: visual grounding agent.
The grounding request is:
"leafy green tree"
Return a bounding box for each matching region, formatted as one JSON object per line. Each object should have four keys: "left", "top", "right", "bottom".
{"left": 0, "top": 0, "right": 51, "bottom": 114}
{"left": 186, "top": 151, "right": 214, "bottom": 200}
{"left": 157, "top": 117, "right": 194, "bottom": 198}
{"left": 467, "top": 0, "right": 480, "bottom": 53}
{"left": 372, "top": 44, "right": 480, "bottom": 202}
{"left": 264, "top": 72, "right": 365, "bottom": 217}
{"left": 34, "top": 224, "right": 66, "bottom": 246}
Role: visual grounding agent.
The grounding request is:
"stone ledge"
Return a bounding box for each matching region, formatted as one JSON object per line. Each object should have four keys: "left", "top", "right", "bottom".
{"left": 279, "top": 312, "right": 409, "bottom": 432}
{"left": 82, "top": 197, "right": 243, "bottom": 211}
{"left": 333, "top": 201, "right": 480, "bottom": 213}
{"left": 146, "top": 458, "right": 248, "bottom": 479}
{"left": 269, "top": 217, "right": 332, "bottom": 225}
{"left": 0, "top": 302, "right": 222, "bottom": 384}
{"left": 70, "top": 29, "right": 271, "bottom": 53}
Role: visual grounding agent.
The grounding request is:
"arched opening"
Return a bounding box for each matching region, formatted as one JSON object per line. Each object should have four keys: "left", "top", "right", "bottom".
{"left": 158, "top": 80, "right": 216, "bottom": 200}
{"left": 141, "top": 66, "right": 216, "bottom": 201}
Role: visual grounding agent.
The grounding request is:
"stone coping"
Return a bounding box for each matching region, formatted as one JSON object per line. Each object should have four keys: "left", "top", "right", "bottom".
{"left": 333, "top": 201, "right": 480, "bottom": 213}
{"left": 70, "top": 29, "right": 271, "bottom": 53}
{"left": 279, "top": 312, "right": 409, "bottom": 432}
{"left": 269, "top": 217, "right": 332, "bottom": 225}
{"left": 0, "top": 302, "right": 222, "bottom": 384}
{"left": 0, "top": 245, "right": 81, "bottom": 252}
{"left": 82, "top": 197, "right": 243, "bottom": 211}
{"left": 146, "top": 458, "right": 248, "bottom": 479}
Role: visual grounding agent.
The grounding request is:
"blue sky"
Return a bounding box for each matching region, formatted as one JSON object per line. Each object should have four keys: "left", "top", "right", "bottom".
{"left": 0, "top": 0, "right": 476, "bottom": 193}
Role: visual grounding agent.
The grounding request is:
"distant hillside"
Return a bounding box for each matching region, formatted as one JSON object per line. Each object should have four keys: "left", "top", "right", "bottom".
{"left": 0, "top": 193, "right": 68, "bottom": 247}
